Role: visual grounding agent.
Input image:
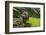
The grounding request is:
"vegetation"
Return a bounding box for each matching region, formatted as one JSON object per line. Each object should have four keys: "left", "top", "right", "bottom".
{"left": 13, "top": 7, "right": 40, "bottom": 28}
{"left": 27, "top": 17, "right": 40, "bottom": 27}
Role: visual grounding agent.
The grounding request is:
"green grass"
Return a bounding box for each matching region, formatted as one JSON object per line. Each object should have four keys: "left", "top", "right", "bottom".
{"left": 27, "top": 17, "right": 40, "bottom": 27}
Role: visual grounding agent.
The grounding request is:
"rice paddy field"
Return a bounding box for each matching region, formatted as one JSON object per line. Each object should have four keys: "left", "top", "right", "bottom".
{"left": 13, "top": 7, "right": 40, "bottom": 27}
{"left": 27, "top": 17, "right": 40, "bottom": 27}
{"left": 13, "top": 17, "right": 40, "bottom": 27}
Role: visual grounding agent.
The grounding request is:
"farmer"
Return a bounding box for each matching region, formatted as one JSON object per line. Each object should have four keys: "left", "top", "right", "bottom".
{"left": 21, "top": 11, "right": 29, "bottom": 24}
{"left": 21, "top": 11, "right": 31, "bottom": 27}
